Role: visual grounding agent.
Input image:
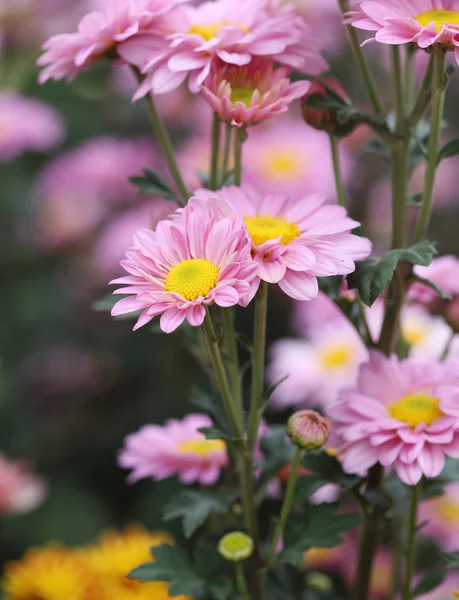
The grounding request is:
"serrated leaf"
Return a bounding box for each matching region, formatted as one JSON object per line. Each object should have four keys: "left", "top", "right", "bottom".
{"left": 348, "top": 241, "right": 438, "bottom": 306}
{"left": 413, "top": 570, "right": 446, "bottom": 597}
{"left": 438, "top": 139, "right": 459, "bottom": 162}
{"left": 128, "top": 545, "right": 205, "bottom": 596}
{"left": 444, "top": 551, "right": 459, "bottom": 568}
{"left": 130, "top": 168, "right": 178, "bottom": 202}
{"left": 163, "top": 490, "right": 232, "bottom": 538}
{"left": 304, "top": 94, "right": 386, "bottom": 128}
{"left": 282, "top": 504, "right": 361, "bottom": 565}
{"left": 409, "top": 275, "right": 452, "bottom": 301}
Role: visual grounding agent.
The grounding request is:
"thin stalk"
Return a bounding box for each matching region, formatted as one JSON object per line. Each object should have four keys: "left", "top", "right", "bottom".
{"left": 221, "top": 123, "right": 233, "bottom": 186}
{"left": 413, "top": 50, "right": 447, "bottom": 243}
{"left": 402, "top": 484, "right": 421, "bottom": 600}
{"left": 337, "top": 0, "right": 384, "bottom": 115}
{"left": 210, "top": 113, "right": 221, "bottom": 191}
{"left": 247, "top": 281, "right": 268, "bottom": 450}
{"left": 222, "top": 307, "right": 244, "bottom": 428}
{"left": 441, "top": 330, "right": 456, "bottom": 362}
{"left": 133, "top": 69, "right": 189, "bottom": 204}
{"left": 266, "top": 447, "right": 303, "bottom": 565}
{"left": 234, "top": 127, "right": 245, "bottom": 186}
{"left": 404, "top": 46, "right": 415, "bottom": 114}
{"left": 409, "top": 57, "right": 433, "bottom": 127}
{"left": 234, "top": 563, "right": 251, "bottom": 600}
{"left": 330, "top": 135, "right": 347, "bottom": 207}
{"left": 201, "top": 310, "right": 243, "bottom": 438}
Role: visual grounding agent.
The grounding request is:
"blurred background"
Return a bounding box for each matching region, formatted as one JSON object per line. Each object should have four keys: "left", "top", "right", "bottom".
{"left": 1, "top": 0, "right": 459, "bottom": 584}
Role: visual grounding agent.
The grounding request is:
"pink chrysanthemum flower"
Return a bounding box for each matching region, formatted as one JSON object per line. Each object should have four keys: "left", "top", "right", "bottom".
{"left": 37, "top": 0, "right": 187, "bottom": 83}
{"left": 200, "top": 58, "right": 310, "bottom": 128}
{"left": 110, "top": 209, "right": 258, "bottom": 332}
{"left": 419, "top": 481, "right": 459, "bottom": 550}
{"left": 347, "top": 0, "right": 459, "bottom": 61}
{"left": 190, "top": 185, "right": 372, "bottom": 303}
{"left": 118, "top": 0, "right": 327, "bottom": 97}
{"left": 118, "top": 414, "right": 228, "bottom": 485}
{"left": 0, "top": 454, "right": 47, "bottom": 517}
{"left": 328, "top": 352, "right": 459, "bottom": 486}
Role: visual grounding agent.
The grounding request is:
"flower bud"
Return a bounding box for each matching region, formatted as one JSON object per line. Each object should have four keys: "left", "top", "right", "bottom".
{"left": 287, "top": 410, "right": 331, "bottom": 451}
{"left": 445, "top": 298, "right": 459, "bottom": 333}
{"left": 218, "top": 532, "right": 254, "bottom": 562}
{"left": 301, "top": 77, "right": 358, "bottom": 138}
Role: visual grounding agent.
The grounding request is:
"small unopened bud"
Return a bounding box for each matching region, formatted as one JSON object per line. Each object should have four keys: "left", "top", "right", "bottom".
{"left": 301, "top": 77, "right": 358, "bottom": 138}
{"left": 445, "top": 298, "right": 459, "bottom": 333}
{"left": 287, "top": 410, "right": 331, "bottom": 451}
{"left": 218, "top": 532, "right": 254, "bottom": 562}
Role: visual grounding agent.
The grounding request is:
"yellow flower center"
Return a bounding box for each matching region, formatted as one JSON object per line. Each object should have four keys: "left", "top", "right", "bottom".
{"left": 438, "top": 499, "right": 459, "bottom": 523}
{"left": 320, "top": 345, "right": 352, "bottom": 370}
{"left": 415, "top": 9, "right": 459, "bottom": 32}
{"left": 244, "top": 215, "right": 300, "bottom": 247}
{"left": 231, "top": 87, "right": 256, "bottom": 107}
{"left": 165, "top": 259, "right": 219, "bottom": 301}
{"left": 260, "top": 150, "right": 303, "bottom": 180}
{"left": 402, "top": 324, "right": 427, "bottom": 346}
{"left": 390, "top": 393, "right": 444, "bottom": 427}
{"left": 178, "top": 439, "right": 226, "bottom": 456}
{"left": 188, "top": 23, "right": 249, "bottom": 40}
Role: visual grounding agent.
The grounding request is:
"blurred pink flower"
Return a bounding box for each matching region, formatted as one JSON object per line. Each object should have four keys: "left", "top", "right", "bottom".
{"left": 419, "top": 481, "right": 459, "bottom": 551}
{"left": 328, "top": 352, "right": 459, "bottom": 485}
{"left": 242, "top": 119, "right": 353, "bottom": 197}
{"left": 0, "top": 93, "right": 64, "bottom": 161}
{"left": 118, "top": 0, "right": 327, "bottom": 98}
{"left": 268, "top": 320, "right": 369, "bottom": 409}
{"left": 347, "top": 0, "right": 459, "bottom": 63}
{"left": 200, "top": 58, "right": 310, "bottom": 128}
{"left": 191, "top": 185, "right": 372, "bottom": 303}
{"left": 294, "top": 290, "right": 348, "bottom": 335}
{"left": 410, "top": 254, "right": 459, "bottom": 303}
{"left": 118, "top": 413, "right": 228, "bottom": 485}
{"left": 0, "top": 454, "right": 47, "bottom": 517}
{"left": 34, "top": 137, "right": 159, "bottom": 247}
{"left": 37, "top": 0, "right": 186, "bottom": 83}
{"left": 111, "top": 208, "right": 258, "bottom": 332}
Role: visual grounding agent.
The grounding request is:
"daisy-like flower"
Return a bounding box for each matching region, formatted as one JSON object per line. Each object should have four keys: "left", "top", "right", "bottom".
{"left": 37, "top": 0, "right": 187, "bottom": 83}
{"left": 110, "top": 209, "right": 257, "bottom": 332}
{"left": 347, "top": 0, "right": 459, "bottom": 62}
{"left": 190, "top": 185, "right": 372, "bottom": 303}
{"left": 200, "top": 58, "right": 310, "bottom": 128}
{"left": 328, "top": 352, "right": 459, "bottom": 486}
{"left": 118, "top": 0, "right": 327, "bottom": 97}
{"left": 118, "top": 414, "right": 228, "bottom": 485}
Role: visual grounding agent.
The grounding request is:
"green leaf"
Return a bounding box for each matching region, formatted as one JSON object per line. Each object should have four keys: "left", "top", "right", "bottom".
{"left": 198, "top": 426, "right": 239, "bottom": 443}
{"left": 409, "top": 274, "right": 452, "bottom": 301}
{"left": 413, "top": 570, "right": 446, "bottom": 597}
{"left": 364, "top": 139, "right": 390, "bottom": 163}
{"left": 130, "top": 168, "right": 178, "bottom": 202}
{"left": 438, "top": 139, "right": 459, "bottom": 162}
{"left": 304, "top": 94, "right": 386, "bottom": 128}
{"left": 444, "top": 551, "right": 459, "bottom": 568}
{"left": 348, "top": 240, "right": 438, "bottom": 306}
{"left": 282, "top": 504, "right": 361, "bottom": 565}
{"left": 128, "top": 545, "right": 205, "bottom": 596}
{"left": 260, "top": 426, "right": 295, "bottom": 478}
{"left": 163, "top": 490, "right": 233, "bottom": 538}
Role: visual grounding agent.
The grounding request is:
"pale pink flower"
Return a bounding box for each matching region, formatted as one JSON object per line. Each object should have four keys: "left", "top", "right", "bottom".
{"left": 242, "top": 119, "right": 353, "bottom": 197}
{"left": 347, "top": 0, "right": 459, "bottom": 63}
{"left": 118, "top": 413, "right": 228, "bottom": 485}
{"left": 0, "top": 93, "right": 64, "bottom": 161}
{"left": 190, "top": 185, "right": 372, "bottom": 304}
{"left": 111, "top": 208, "right": 258, "bottom": 332}
{"left": 294, "top": 290, "right": 352, "bottom": 335}
{"left": 118, "top": 0, "right": 327, "bottom": 97}
{"left": 419, "top": 481, "right": 459, "bottom": 550}
{"left": 410, "top": 254, "right": 459, "bottom": 303}
{"left": 268, "top": 320, "right": 369, "bottom": 409}
{"left": 200, "top": 58, "right": 310, "bottom": 128}
{"left": 37, "top": 0, "right": 186, "bottom": 83}
{"left": 0, "top": 454, "right": 47, "bottom": 517}
{"left": 328, "top": 352, "right": 459, "bottom": 486}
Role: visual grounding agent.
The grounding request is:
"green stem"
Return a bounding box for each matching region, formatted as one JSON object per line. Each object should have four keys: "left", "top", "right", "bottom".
{"left": 234, "top": 128, "right": 245, "bottom": 186}
{"left": 441, "top": 330, "right": 456, "bottom": 362}
{"left": 413, "top": 50, "right": 447, "bottom": 243}
{"left": 247, "top": 281, "right": 268, "bottom": 450}
{"left": 337, "top": 0, "right": 384, "bottom": 115}
{"left": 133, "top": 69, "right": 189, "bottom": 204}
{"left": 266, "top": 447, "right": 303, "bottom": 565}
{"left": 234, "top": 563, "right": 251, "bottom": 600}
{"left": 222, "top": 307, "right": 244, "bottom": 428}
{"left": 201, "top": 310, "right": 243, "bottom": 438}
{"left": 402, "top": 484, "right": 421, "bottom": 600}
{"left": 221, "top": 123, "right": 233, "bottom": 186}
{"left": 409, "top": 57, "right": 433, "bottom": 127}
{"left": 404, "top": 46, "right": 415, "bottom": 114}
{"left": 330, "top": 135, "right": 346, "bottom": 207}
{"left": 210, "top": 113, "right": 221, "bottom": 191}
